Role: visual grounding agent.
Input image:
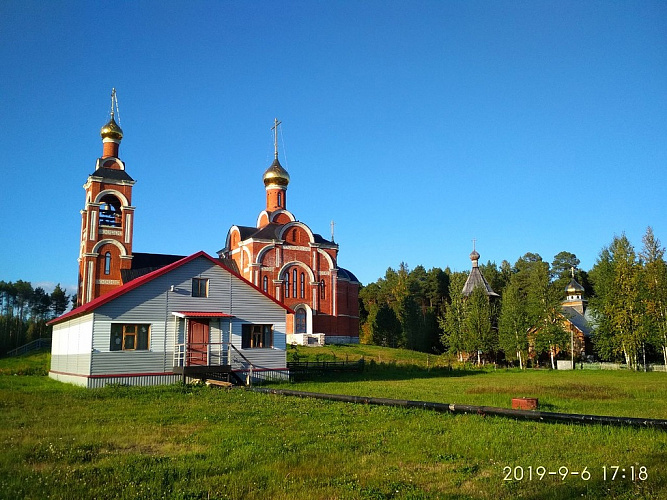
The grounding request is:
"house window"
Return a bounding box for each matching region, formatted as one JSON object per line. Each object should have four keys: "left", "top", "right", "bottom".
{"left": 263, "top": 276, "right": 268, "bottom": 292}
{"left": 192, "top": 278, "right": 208, "bottom": 297}
{"left": 110, "top": 324, "right": 150, "bottom": 351}
{"left": 104, "top": 252, "right": 111, "bottom": 275}
{"left": 300, "top": 272, "right": 305, "bottom": 298}
{"left": 241, "top": 324, "right": 273, "bottom": 348}
{"left": 320, "top": 279, "right": 326, "bottom": 300}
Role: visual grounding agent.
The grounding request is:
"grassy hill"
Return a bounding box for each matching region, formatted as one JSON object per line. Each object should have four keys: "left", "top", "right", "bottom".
{"left": 285, "top": 345, "right": 667, "bottom": 419}
{"left": 0, "top": 349, "right": 49, "bottom": 376}
{"left": 1, "top": 349, "right": 665, "bottom": 499}
{"left": 288, "top": 343, "right": 450, "bottom": 366}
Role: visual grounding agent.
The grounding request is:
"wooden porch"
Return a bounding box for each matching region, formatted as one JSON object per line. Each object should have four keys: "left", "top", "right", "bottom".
{"left": 173, "top": 341, "right": 255, "bottom": 386}
{"left": 171, "top": 312, "right": 256, "bottom": 385}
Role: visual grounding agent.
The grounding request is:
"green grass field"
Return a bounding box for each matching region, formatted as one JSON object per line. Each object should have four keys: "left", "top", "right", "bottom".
{"left": 0, "top": 347, "right": 665, "bottom": 499}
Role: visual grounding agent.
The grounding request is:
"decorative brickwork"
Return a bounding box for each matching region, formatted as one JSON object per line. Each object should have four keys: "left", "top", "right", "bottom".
{"left": 77, "top": 112, "right": 135, "bottom": 306}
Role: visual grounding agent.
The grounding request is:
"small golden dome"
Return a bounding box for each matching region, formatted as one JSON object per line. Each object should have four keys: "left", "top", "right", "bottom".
{"left": 100, "top": 115, "right": 123, "bottom": 141}
{"left": 263, "top": 158, "right": 290, "bottom": 187}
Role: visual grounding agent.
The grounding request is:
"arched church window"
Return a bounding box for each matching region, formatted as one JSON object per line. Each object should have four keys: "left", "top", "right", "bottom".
{"left": 292, "top": 229, "right": 297, "bottom": 242}
{"left": 292, "top": 269, "right": 297, "bottom": 298}
{"left": 99, "top": 194, "right": 122, "bottom": 228}
{"left": 263, "top": 276, "right": 268, "bottom": 293}
{"left": 104, "top": 252, "right": 111, "bottom": 275}
{"left": 285, "top": 272, "right": 290, "bottom": 298}
{"left": 300, "top": 272, "right": 305, "bottom": 298}
{"left": 278, "top": 192, "right": 282, "bottom": 206}
{"left": 295, "top": 307, "right": 307, "bottom": 334}
{"left": 320, "top": 279, "right": 326, "bottom": 300}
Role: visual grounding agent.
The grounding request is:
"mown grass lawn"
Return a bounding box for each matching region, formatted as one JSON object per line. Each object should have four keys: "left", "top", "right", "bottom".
{"left": 0, "top": 349, "right": 666, "bottom": 499}
{"left": 278, "top": 367, "right": 667, "bottom": 420}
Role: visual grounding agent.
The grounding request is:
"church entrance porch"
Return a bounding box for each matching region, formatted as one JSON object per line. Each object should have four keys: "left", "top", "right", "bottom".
{"left": 287, "top": 304, "right": 325, "bottom": 346}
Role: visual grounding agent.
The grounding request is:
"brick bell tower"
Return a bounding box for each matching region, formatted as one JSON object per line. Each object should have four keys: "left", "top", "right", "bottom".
{"left": 77, "top": 89, "right": 136, "bottom": 306}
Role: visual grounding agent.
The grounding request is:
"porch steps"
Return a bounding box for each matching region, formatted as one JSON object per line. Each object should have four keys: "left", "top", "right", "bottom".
{"left": 172, "top": 365, "right": 249, "bottom": 386}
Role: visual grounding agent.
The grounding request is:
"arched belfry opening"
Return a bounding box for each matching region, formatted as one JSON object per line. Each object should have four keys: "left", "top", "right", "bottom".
{"left": 99, "top": 194, "right": 122, "bottom": 228}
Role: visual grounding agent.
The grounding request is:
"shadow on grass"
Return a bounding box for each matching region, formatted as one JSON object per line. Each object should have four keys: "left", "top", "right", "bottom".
{"left": 288, "top": 362, "right": 488, "bottom": 384}
{"left": 534, "top": 401, "right": 558, "bottom": 412}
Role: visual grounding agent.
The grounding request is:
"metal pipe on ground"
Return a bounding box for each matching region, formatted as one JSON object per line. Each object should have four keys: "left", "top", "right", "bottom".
{"left": 249, "top": 387, "right": 667, "bottom": 430}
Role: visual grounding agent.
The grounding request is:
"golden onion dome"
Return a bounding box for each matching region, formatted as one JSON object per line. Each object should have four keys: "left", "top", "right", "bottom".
{"left": 263, "top": 158, "right": 290, "bottom": 187}
{"left": 100, "top": 115, "right": 123, "bottom": 141}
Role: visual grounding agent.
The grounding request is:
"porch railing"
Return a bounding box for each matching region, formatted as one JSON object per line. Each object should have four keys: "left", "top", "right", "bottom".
{"left": 173, "top": 342, "right": 255, "bottom": 381}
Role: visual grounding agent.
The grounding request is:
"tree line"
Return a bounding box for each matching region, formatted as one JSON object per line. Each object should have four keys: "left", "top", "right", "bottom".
{"left": 589, "top": 228, "right": 667, "bottom": 369}
{"left": 0, "top": 281, "right": 72, "bottom": 355}
{"left": 358, "top": 227, "right": 667, "bottom": 370}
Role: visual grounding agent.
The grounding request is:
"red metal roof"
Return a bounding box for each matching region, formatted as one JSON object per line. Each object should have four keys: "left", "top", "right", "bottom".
{"left": 50, "top": 251, "right": 293, "bottom": 325}
{"left": 172, "top": 311, "right": 234, "bottom": 318}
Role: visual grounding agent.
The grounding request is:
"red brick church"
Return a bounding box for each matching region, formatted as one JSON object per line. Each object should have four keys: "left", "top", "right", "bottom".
{"left": 76, "top": 96, "right": 359, "bottom": 344}
{"left": 218, "top": 120, "right": 360, "bottom": 345}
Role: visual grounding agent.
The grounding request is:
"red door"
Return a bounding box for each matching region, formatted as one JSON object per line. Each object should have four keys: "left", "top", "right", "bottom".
{"left": 187, "top": 319, "right": 209, "bottom": 366}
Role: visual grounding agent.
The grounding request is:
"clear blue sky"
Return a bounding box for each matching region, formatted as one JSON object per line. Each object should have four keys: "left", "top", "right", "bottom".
{"left": 1, "top": 1, "right": 665, "bottom": 296}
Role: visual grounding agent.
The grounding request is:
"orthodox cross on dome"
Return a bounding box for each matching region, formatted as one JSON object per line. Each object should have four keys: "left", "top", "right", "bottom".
{"left": 109, "top": 88, "right": 121, "bottom": 124}
{"left": 472, "top": 238, "right": 476, "bottom": 251}
{"left": 331, "top": 220, "right": 335, "bottom": 243}
{"left": 571, "top": 266, "right": 576, "bottom": 278}
{"left": 271, "top": 118, "right": 282, "bottom": 160}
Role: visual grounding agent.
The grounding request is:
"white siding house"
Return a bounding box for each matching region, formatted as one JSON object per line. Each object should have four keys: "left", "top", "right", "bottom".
{"left": 50, "top": 252, "right": 291, "bottom": 388}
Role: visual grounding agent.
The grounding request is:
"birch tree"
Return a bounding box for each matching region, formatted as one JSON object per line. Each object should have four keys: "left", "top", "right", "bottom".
{"left": 463, "top": 285, "right": 495, "bottom": 365}
{"left": 640, "top": 227, "right": 667, "bottom": 365}
{"left": 590, "top": 235, "right": 645, "bottom": 369}
{"left": 529, "top": 261, "right": 568, "bottom": 368}
{"left": 439, "top": 272, "right": 467, "bottom": 362}
{"left": 610, "top": 235, "right": 644, "bottom": 369}
{"left": 498, "top": 277, "right": 530, "bottom": 368}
